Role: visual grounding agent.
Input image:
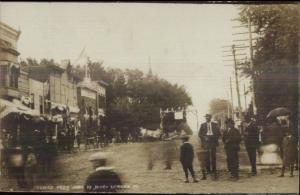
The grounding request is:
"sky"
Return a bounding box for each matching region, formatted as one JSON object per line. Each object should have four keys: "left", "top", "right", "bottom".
{"left": 0, "top": 2, "right": 252, "bottom": 131}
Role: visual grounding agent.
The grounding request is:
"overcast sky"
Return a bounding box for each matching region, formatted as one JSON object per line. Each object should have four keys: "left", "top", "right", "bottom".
{"left": 1, "top": 2, "right": 252, "bottom": 131}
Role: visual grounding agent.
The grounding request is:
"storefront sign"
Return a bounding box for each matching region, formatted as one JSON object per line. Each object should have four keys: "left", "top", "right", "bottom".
{"left": 81, "top": 89, "right": 96, "bottom": 99}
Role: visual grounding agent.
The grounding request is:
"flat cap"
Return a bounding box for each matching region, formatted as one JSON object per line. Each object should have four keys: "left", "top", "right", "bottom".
{"left": 204, "top": 114, "right": 212, "bottom": 117}
{"left": 88, "top": 152, "right": 108, "bottom": 161}
{"left": 180, "top": 134, "right": 190, "bottom": 139}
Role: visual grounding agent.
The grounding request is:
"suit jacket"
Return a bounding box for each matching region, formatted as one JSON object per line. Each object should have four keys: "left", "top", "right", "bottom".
{"left": 84, "top": 168, "right": 122, "bottom": 192}
{"left": 180, "top": 142, "right": 194, "bottom": 165}
{"left": 244, "top": 121, "right": 259, "bottom": 148}
{"left": 222, "top": 127, "right": 241, "bottom": 151}
{"left": 198, "top": 122, "right": 220, "bottom": 148}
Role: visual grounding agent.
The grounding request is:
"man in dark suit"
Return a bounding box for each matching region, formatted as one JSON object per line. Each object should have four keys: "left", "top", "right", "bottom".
{"left": 179, "top": 135, "right": 198, "bottom": 183}
{"left": 198, "top": 114, "right": 220, "bottom": 179}
{"left": 84, "top": 152, "right": 122, "bottom": 192}
{"left": 223, "top": 118, "right": 242, "bottom": 181}
{"left": 244, "top": 116, "right": 259, "bottom": 176}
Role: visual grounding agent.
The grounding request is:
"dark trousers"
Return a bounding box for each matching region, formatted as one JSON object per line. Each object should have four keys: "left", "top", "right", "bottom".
{"left": 245, "top": 146, "right": 257, "bottom": 173}
{"left": 181, "top": 162, "right": 195, "bottom": 179}
{"left": 205, "top": 147, "right": 216, "bottom": 173}
{"left": 10, "top": 167, "right": 27, "bottom": 188}
{"left": 225, "top": 148, "right": 239, "bottom": 177}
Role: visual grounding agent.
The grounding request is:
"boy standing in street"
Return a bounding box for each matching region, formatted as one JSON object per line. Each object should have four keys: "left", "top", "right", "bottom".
{"left": 179, "top": 135, "right": 198, "bottom": 183}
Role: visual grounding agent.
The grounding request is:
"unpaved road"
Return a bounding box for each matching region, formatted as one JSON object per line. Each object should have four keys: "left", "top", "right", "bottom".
{"left": 1, "top": 136, "right": 299, "bottom": 193}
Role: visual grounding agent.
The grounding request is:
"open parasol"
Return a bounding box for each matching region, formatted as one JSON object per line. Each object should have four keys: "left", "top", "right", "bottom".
{"left": 266, "top": 107, "right": 291, "bottom": 119}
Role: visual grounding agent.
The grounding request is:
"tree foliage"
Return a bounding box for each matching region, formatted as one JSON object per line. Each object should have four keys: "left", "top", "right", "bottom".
{"left": 238, "top": 5, "right": 299, "bottom": 121}
{"left": 21, "top": 58, "right": 193, "bottom": 131}
{"left": 209, "top": 98, "right": 232, "bottom": 116}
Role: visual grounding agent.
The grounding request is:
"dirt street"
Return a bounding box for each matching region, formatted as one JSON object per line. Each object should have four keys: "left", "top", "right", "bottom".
{"left": 1, "top": 136, "right": 299, "bottom": 193}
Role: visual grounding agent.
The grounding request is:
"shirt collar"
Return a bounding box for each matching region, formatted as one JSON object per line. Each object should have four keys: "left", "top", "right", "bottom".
{"left": 95, "top": 166, "right": 114, "bottom": 171}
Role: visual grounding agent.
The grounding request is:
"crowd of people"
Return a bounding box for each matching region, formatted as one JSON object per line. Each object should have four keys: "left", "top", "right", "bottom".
{"left": 1, "top": 110, "right": 299, "bottom": 192}
{"left": 183, "top": 113, "right": 299, "bottom": 182}
{"left": 83, "top": 112, "right": 299, "bottom": 193}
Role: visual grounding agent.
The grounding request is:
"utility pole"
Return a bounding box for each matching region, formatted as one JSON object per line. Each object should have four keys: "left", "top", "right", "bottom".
{"left": 222, "top": 44, "right": 245, "bottom": 120}
{"left": 248, "top": 16, "right": 257, "bottom": 115}
{"left": 244, "top": 84, "right": 247, "bottom": 110}
{"left": 232, "top": 44, "right": 243, "bottom": 120}
{"left": 227, "top": 91, "right": 230, "bottom": 118}
{"left": 231, "top": 16, "right": 260, "bottom": 116}
{"left": 230, "top": 77, "right": 234, "bottom": 118}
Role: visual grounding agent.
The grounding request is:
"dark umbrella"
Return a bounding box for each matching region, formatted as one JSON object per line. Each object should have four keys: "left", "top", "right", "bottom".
{"left": 266, "top": 107, "right": 291, "bottom": 119}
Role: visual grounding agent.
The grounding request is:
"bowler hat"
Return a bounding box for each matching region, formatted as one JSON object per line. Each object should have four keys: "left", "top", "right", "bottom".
{"left": 204, "top": 114, "right": 212, "bottom": 118}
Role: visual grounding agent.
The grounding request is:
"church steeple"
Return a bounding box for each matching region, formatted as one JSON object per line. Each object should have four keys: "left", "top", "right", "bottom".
{"left": 83, "top": 64, "right": 91, "bottom": 82}
{"left": 147, "top": 56, "right": 153, "bottom": 77}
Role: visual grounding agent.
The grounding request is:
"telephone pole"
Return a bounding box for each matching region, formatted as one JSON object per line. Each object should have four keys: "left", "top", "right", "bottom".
{"left": 232, "top": 44, "right": 243, "bottom": 120}
{"left": 247, "top": 16, "right": 257, "bottom": 115}
{"left": 222, "top": 44, "right": 245, "bottom": 121}
{"left": 226, "top": 91, "right": 231, "bottom": 118}
{"left": 230, "top": 77, "right": 234, "bottom": 118}
{"left": 244, "top": 84, "right": 247, "bottom": 110}
{"left": 231, "top": 16, "right": 260, "bottom": 116}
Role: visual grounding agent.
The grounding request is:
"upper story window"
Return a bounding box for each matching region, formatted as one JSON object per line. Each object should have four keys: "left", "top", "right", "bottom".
{"left": 9, "top": 65, "right": 19, "bottom": 88}
{"left": 0, "top": 65, "right": 8, "bottom": 86}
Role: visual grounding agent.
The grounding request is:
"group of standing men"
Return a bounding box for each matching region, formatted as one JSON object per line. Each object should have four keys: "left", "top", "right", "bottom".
{"left": 198, "top": 114, "right": 259, "bottom": 181}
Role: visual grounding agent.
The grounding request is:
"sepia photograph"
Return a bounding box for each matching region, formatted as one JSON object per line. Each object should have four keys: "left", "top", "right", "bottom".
{"left": 0, "top": 1, "right": 299, "bottom": 193}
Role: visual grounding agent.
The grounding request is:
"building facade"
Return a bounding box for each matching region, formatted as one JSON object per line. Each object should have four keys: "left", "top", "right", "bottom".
{"left": 77, "top": 67, "right": 106, "bottom": 117}
{"left": 29, "top": 62, "right": 80, "bottom": 116}
{"left": 28, "top": 78, "right": 49, "bottom": 115}
{"left": 0, "top": 21, "right": 32, "bottom": 108}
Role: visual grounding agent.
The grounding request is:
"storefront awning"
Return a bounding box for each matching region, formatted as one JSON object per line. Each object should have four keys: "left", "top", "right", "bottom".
{"left": 69, "top": 106, "right": 80, "bottom": 114}
{"left": 51, "top": 102, "right": 66, "bottom": 111}
{"left": 0, "top": 99, "right": 39, "bottom": 119}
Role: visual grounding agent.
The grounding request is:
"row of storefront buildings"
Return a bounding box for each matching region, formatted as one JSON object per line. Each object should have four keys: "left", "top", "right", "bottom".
{"left": 0, "top": 21, "right": 107, "bottom": 142}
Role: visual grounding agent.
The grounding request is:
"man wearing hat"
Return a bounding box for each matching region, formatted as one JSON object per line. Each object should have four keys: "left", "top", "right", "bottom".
{"left": 198, "top": 114, "right": 220, "bottom": 179}
{"left": 244, "top": 115, "right": 259, "bottom": 176}
{"left": 179, "top": 134, "right": 198, "bottom": 183}
{"left": 84, "top": 152, "right": 122, "bottom": 192}
{"left": 223, "top": 118, "right": 242, "bottom": 180}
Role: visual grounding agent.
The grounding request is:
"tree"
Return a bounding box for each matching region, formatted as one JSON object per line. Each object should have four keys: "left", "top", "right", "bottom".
{"left": 238, "top": 5, "right": 299, "bottom": 121}
{"left": 22, "top": 58, "right": 193, "bottom": 133}
{"left": 209, "top": 98, "right": 232, "bottom": 116}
